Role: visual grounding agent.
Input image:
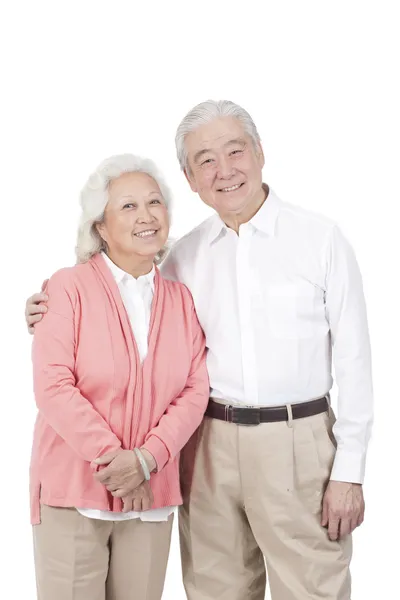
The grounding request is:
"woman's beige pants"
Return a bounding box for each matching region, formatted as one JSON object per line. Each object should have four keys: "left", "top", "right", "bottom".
{"left": 33, "top": 504, "right": 173, "bottom": 600}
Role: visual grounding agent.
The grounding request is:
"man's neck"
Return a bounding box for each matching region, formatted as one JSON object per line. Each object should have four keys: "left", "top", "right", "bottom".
{"left": 222, "top": 185, "right": 269, "bottom": 234}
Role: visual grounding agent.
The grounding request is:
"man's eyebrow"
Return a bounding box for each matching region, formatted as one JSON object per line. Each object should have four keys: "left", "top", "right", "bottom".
{"left": 223, "top": 138, "right": 247, "bottom": 148}
{"left": 193, "top": 138, "right": 247, "bottom": 164}
{"left": 193, "top": 148, "right": 211, "bottom": 164}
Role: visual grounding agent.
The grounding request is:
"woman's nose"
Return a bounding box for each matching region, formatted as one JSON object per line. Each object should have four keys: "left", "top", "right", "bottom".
{"left": 137, "top": 206, "right": 154, "bottom": 222}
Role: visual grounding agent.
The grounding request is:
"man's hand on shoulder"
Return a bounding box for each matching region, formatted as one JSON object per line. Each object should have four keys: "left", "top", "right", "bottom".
{"left": 25, "top": 279, "right": 49, "bottom": 334}
{"left": 322, "top": 481, "right": 365, "bottom": 541}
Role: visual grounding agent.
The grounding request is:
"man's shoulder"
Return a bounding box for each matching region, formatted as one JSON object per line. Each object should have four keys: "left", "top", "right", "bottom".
{"left": 161, "top": 216, "right": 216, "bottom": 284}
{"left": 166, "top": 215, "right": 216, "bottom": 263}
{"left": 276, "top": 197, "right": 337, "bottom": 249}
{"left": 172, "top": 215, "right": 215, "bottom": 251}
{"left": 279, "top": 198, "right": 336, "bottom": 233}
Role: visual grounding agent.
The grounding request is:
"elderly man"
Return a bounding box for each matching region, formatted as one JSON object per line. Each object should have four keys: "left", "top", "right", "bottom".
{"left": 25, "top": 100, "right": 373, "bottom": 600}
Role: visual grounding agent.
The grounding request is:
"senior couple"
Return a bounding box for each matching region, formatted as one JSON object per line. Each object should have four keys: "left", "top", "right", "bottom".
{"left": 26, "top": 99, "right": 373, "bottom": 600}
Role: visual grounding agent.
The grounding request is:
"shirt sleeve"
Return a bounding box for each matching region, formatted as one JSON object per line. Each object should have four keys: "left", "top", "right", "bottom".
{"left": 141, "top": 299, "right": 209, "bottom": 470}
{"left": 32, "top": 270, "right": 122, "bottom": 463}
{"left": 324, "top": 225, "right": 373, "bottom": 483}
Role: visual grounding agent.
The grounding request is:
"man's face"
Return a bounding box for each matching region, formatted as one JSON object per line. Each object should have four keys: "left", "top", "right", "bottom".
{"left": 184, "top": 117, "right": 265, "bottom": 222}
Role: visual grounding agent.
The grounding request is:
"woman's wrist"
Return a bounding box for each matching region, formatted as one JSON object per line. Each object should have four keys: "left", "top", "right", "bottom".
{"left": 138, "top": 448, "right": 157, "bottom": 474}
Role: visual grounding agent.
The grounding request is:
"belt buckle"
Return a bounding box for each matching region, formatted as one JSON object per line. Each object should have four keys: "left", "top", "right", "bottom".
{"left": 234, "top": 407, "right": 261, "bottom": 426}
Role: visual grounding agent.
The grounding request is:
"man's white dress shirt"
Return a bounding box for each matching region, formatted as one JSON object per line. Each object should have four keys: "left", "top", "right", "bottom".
{"left": 161, "top": 189, "right": 373, "bottom": 484}
{"left": 78, "top": 252, "right": 175, "bottom": 521}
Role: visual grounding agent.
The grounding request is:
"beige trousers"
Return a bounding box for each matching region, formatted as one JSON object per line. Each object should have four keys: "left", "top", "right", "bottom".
{"left": 33, "top": 504, "right": 173, "bottom": 600}
{"left": 179, "top": 409, "right": 352, "bottom": 600}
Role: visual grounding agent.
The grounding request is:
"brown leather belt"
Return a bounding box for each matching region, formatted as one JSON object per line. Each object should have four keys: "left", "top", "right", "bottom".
{"left": 205, "top": 396, "right": 328, "bottom": 425}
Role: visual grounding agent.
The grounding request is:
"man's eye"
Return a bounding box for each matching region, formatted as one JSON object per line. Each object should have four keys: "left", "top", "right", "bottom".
{"left": 201, "top": 158, "right": 213, "bottom": 166}
{"left": 230, "top": 149, "right": 243, "bottom": 155}
{"left": 150, "top": 199, "right": 161, "bottom": 204}
{"left": 123, "top": 203, "right": 136, "bottom": 209}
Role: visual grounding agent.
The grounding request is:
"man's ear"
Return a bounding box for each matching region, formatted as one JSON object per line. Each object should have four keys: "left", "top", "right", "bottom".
{"left": 257, "top": 142, "right": 265, "bottom": 169}
{"left": 184, "top": 168, "right": 198, "bottom": 193}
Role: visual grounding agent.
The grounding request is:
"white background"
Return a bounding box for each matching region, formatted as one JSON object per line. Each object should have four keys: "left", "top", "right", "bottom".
{"left": 1, "top": 1, "right": 399, "bottom": 598}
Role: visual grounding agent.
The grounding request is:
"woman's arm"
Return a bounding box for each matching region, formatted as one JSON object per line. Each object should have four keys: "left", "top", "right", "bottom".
{"left": 32, "top": 269, "right": 122, "bottom": 463}
{"left": 141, "top": 301, "right": 209, "bottom": 471}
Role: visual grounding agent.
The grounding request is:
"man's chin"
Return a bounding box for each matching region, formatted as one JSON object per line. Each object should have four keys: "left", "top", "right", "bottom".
{"left": 219, "top": 194, "right": 249, "bottom": 213}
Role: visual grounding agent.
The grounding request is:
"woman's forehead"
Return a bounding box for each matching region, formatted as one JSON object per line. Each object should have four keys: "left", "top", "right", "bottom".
{"left": 108, "top": 171, "right": 161, "bottom": 199}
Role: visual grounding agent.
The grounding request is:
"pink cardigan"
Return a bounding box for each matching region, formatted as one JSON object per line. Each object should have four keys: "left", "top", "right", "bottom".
{"left": 30, "top": 252, "right": 209, "bottom": 524}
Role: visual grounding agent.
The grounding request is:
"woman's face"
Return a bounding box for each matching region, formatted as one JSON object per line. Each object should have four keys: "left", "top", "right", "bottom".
{"left": 97, "top": 171, "right": 169, "bottom": 262}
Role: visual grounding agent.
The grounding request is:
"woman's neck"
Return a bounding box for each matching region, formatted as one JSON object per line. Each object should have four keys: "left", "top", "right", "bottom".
{"left": 104, "top": 251, "right": 154, "bottom": 279}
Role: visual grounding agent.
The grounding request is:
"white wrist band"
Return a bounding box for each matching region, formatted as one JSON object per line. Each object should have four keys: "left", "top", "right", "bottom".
{"left": 134, "top": 448, "right": 151, "bottom": 481}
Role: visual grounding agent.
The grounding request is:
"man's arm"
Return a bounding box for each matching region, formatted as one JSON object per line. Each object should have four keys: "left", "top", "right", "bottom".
{"left": 25, "top": 279, "right": 49, "bottom": 333}
{"left": 325, "top": 225, "right": 373, "bottom": 484}
{"left": 26, "top": 242, "right": 181, "bottom": 332}
{"left": 322, "top": 225, "right": 373, "bottom": 540}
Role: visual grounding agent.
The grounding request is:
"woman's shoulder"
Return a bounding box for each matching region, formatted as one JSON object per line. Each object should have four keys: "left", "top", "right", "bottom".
{"left": 47, "top": 263, "right": 93, "bottom": 294}
{"left": 160, "top": 275, "right": 194, "bottom": 306}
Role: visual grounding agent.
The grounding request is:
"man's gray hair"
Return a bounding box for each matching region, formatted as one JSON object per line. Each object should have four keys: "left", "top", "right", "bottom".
{"left": 76, "top": 153, "right": 172, "bottom": 264}
{"left": 175, "top": 100, "right": 261, "bottom": 172}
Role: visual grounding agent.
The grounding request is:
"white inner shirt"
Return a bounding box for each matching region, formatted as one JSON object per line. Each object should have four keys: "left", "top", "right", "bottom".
{"left": 161, "top": 188, "right": 373, "bottom": 484}
{"left": 77, "top": 252, "right": 175, "bottom": 521}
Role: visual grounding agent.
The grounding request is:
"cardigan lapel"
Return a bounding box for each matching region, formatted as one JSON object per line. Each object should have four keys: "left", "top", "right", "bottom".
{"left": 89, "top": 253, "right": 141, "bottom": 447}
{"left": 88, "top": 253, "right": 166, "bottom": 448}
{"left": 89, "top": 252, "right": 139, "bottom": 359}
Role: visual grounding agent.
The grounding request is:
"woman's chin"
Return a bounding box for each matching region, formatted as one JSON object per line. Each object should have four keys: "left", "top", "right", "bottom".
{"left": 131, "top": 244, "right": 163, "bottom": 260}
{"left": 133, "top": 235, "right": 166, "bottom": 255}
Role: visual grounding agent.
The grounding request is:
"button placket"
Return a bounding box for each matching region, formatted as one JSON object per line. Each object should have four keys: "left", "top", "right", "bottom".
{"left": 236, "top": 226, "right": 259, "bottom": 405}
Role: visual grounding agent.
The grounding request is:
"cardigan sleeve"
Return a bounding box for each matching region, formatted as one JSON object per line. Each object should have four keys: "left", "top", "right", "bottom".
{"left": 32, "top": 269, "right": 122, "bottom": 463}
{"left": 142, "top": 298, "right": 209, "bottom": 470}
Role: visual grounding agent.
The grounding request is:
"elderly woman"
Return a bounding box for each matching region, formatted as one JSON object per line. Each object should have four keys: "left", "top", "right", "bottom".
{"left": 30, "top": 154, "right": 209, "bottom": 600}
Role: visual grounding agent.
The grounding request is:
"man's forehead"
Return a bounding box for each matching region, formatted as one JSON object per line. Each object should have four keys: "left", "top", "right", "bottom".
{"left": 186, "top": 117, "right": 248, "bottom": 151}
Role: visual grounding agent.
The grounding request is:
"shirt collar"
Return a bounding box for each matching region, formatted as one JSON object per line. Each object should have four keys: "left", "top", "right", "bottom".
{"left": 249, "top": 186, "right": 281, "bottom": 236}
{"left": 207, "top": 184, "right": 281, "bottom": 244}
{"left": 101, "top": 252, "right": 155, "bottom": 290}
{"left": 207, "top": 213, "right": 228, "bottom": 244}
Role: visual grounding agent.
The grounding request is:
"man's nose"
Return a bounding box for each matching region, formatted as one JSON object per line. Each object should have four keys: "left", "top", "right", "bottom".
{"left": 217, "top": 156, "right": 234, "bottom": 179}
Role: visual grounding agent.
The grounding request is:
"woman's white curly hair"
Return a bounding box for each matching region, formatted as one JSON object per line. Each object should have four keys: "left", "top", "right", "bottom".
{"left": 76, "top": 154, "right": 172, "bottom": 264}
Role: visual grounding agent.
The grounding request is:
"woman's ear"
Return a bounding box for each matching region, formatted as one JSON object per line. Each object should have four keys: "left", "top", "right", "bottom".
{"left": 95, "top": 222, "right": 107, "bottom": 244}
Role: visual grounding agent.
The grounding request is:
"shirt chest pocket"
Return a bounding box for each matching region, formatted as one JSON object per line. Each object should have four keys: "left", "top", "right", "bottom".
{"left": 265, "top": 282, "right": 327, "bottom": 340}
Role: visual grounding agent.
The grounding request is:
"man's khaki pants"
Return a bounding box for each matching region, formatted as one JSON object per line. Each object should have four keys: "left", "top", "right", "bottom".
{"left": 179, "top": 409, "right": 352, "bottom": 600}
{"left": 33, "top": 504, "right": 173, "bottom": 600}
